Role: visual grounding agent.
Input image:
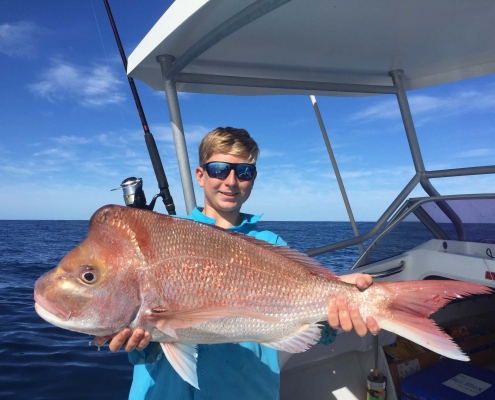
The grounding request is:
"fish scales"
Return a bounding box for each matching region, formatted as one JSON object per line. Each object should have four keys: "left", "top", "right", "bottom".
{"left": 34, "top": 205, "right": 492, "bottom": 389}
{"left": 124, "top": 209, "right": 341, "bottom": 343}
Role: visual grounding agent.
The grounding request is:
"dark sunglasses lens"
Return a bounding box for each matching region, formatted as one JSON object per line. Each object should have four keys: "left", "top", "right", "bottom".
{"left": 206, "top": 162, "right": 231, "bottom": 179}
{"left": 235, "top": 164, "right": 256, "bottom": 181}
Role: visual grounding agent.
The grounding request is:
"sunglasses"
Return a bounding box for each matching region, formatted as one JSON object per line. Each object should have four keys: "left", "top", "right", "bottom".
{"left": 202, "top": 162, "right": 257, "bottom": 181}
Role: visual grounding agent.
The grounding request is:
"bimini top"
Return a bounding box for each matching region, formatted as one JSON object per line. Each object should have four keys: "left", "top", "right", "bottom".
{"left": 127, "top": 0, "right": 495, "bottom": 96}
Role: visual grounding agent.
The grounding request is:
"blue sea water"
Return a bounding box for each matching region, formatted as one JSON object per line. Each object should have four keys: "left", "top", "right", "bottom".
{"left": 0, "top": 219, "right": 434, "bottom": 399}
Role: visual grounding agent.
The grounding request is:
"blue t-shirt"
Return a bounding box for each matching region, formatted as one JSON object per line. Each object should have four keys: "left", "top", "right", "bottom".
{"left": 128, "top": 208, "right": 286, "bottom": 400}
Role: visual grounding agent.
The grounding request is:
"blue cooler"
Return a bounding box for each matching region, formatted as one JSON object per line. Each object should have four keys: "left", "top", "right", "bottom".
{"left": 401, "top": 358, "right": 495, "bottom": 400}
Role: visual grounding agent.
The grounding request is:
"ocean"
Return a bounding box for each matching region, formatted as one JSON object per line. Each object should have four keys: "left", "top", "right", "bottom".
{"left": 0, "top": 219, "right": 434, "bottom": 399}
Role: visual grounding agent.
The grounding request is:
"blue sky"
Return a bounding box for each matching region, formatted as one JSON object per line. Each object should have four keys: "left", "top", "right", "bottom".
{"left": 1, "top": 0, "right": 494, "bottom": 221}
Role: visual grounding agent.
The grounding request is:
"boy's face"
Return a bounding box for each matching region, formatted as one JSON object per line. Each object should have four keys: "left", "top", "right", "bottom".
{"left": 196, "top": 152, "right": 257, "bottom": 216}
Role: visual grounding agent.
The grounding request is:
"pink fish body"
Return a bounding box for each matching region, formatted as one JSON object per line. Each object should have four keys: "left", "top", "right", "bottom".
{"left": 34, "top": 205, "right": 491, "bottom": 388}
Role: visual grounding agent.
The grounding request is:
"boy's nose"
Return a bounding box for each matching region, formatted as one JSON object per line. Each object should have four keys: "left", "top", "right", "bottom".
{"left": 224, "top": 169, "right": 238, "bottom": 185}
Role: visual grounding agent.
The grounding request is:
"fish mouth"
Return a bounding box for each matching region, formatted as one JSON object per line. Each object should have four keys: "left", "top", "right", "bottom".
{"left": 34, "top": 291, "right": 72, "bottom": 321}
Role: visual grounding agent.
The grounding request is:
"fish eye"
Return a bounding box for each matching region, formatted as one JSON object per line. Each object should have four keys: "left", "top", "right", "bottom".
{"left": 80, "top": 267, "right": 98, "bottom": 285}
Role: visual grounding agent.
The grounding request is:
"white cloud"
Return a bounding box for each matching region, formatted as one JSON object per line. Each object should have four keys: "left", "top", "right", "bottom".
{"left": 282, "top": 118, "right": 310, "bottom": 128}
{"left": 0, "top": 21, "right": 41, "bottom": 59}
{"left": 0, "top": 175, "right": 189, "bottom": 219}
{"left": 80, "top": 161, "right": 119, "bottom": 177}
{"left": 28, "top": 61, "right": 125, "bottom": 107}
{"left": 136, "top": 165, "right": 152, "bottom": 174}
{"left": 51, "top": 135, "right": 92, "bottom": 146}
{"left": 184, "top": 125, "right": 212, "bottom": 144}
{"left": 332, "top": 154, "right": 362, "bottom": 163}
{"left": 260, "top": 148, "right": 284, "bottom": 158}
{"left": 153, "top": 124, "right": 210, "bottom": 144}
{"left": 350, "top": 99, "right": 399, "bottom": 121}
{"left": 1, "top": 165, "right": 34, "bottom": 175}
{"left": 351, "top": 90, "right": 495, "bottom": 122}
{"left": 34, "top": 148, "right": 76, "bottom": 160}
{"left": 4, "top": 126, "right": 183, "bottom": 190}
{"left": 455, "top": 148, "right": 493, "bottom": 158}
{"left": 178, "top": 92, "right": 194, "bottom": 100}
{"left": 93, "top": 131, "right": 139, "bottom": 148}
{"left": 307, "top": 141, "right": 345, "bottom": 152}
{"left": 430, "top": 175, "right": 495, "bottom": 197}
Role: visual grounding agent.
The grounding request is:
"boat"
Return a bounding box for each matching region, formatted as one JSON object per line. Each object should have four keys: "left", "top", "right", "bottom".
{"left": 119, "top": 0, "right": 495, "bottom": 398}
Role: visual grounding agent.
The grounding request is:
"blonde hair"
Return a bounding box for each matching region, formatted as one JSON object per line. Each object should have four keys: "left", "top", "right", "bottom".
{"left": 199, "top": 127, "right": 259, "bottom": 165}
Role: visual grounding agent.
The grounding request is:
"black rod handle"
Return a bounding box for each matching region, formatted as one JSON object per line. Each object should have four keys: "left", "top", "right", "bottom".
{"left": 145, "top": 133, "right": 176, "bottom": 215}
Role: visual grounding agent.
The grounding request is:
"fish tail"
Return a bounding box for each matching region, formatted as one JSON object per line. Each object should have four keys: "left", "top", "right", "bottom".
{"left": 371, "top": 280, "right": 491, "bottom": 361}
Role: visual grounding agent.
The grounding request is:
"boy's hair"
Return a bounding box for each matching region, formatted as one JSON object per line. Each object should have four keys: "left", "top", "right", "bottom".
{"left": 199, "top": 127, "right": 259, "bottom": 165}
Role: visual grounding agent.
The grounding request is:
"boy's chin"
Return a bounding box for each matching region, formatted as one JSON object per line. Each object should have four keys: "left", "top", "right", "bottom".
{"left": 218, "top": 204, "right": 241, "bottom": 213}
{"left": 216, "top": 201, "right": 243, "bottom": 213}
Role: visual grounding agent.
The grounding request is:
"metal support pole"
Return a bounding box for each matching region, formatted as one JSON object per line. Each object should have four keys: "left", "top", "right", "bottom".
{"left": 426, "top": 165, "right": 495, "bottom": 178}
{"left": 389, "top": 70, "right": 426, "bottom": 174}
{"left": 310, "top": 95, "right": 365, "bottom": 255}
{"left": 306, "top": 174, "right": 421, "bottom": 257}
{"left": 420, "top": 178, "right": 466, "bottom": 240}
{"left": 389, "top": 70, "right": 465, "bottom": 241}
{"left": 157, "top": 55, "right": 197, "bottom": 214}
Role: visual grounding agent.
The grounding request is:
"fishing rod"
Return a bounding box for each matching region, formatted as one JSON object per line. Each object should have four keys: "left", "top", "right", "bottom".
{"left": 103, "top": 0, "right": 176, "bottom": 215}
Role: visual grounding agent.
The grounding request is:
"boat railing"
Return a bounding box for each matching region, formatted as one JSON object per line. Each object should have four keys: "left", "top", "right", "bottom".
{"left": 348, "top": 193, "right": 495, "bottom": 269}
{"left": 367, "top": 261, "right": 405, "bottom": 279}
{"left": 306, "top": 191, "right": 495, "bottom": 259}
{"left": 305, "top": 166, "right": 495, "bottom": 259}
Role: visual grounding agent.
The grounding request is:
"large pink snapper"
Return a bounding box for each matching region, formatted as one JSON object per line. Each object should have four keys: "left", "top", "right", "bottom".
{"left": 34, "top": 205, "right": 490, "bottom": 388}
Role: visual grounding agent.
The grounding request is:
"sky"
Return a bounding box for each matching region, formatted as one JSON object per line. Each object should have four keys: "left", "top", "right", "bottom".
{"left": 1, "top": 0, "right": 494, "bottom": 221}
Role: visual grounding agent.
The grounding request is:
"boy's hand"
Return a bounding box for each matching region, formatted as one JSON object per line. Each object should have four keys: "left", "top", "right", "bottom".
{"left": 99, "top": 328, "right": 151, "bottom": 352}
{"left": 327, "top": 273, "right": 380, "bottom": 337}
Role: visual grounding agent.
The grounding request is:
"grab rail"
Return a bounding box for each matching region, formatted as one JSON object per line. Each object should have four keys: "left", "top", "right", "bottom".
{"left": 350, "top": 193, "right": 495, "bottom": 269}
{"left": 367, "top": 262, "right": 405, "bottom": 279}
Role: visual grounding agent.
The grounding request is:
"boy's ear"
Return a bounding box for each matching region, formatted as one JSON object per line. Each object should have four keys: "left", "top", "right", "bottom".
{"left": 196, "top": 166, "right": 205, "bottom": 188}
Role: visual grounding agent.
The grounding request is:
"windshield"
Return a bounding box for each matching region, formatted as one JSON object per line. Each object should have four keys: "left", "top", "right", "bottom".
{"left": 421, "top": 199, "right": 495, "bottom": 242}
{"left": 363, "top": 214, "right": 436, "bottom": 265}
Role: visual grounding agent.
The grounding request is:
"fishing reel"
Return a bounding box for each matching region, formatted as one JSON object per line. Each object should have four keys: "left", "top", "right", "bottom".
{"left": 112, "top": 177, "right": 160, "bottom": 211}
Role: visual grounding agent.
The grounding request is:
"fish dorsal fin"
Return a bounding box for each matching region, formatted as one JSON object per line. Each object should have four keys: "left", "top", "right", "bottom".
{"left": 261, "top": 323, "right": 323, "bottom": 353}
{"left": 186, "top": 219, "right": 339, "bottom": 281}
{"left": 160, "top": 342, "right": 199, "bottom": 389}
{"left": 205, "top": 225, "right": 340, "bottom": 281}
{"left": 265, "top": 246, "right": 339, "bottom": 281}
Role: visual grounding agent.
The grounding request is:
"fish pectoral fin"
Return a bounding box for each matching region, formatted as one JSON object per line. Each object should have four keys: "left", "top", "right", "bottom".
{"left": 160, "top": 342, "right": 199, "bottom": 389}
{"left": 151, "top": 306, "right": 278, "bottom": 339}
{"left": 261, "top": 323, "right": 323, "bottom": 353}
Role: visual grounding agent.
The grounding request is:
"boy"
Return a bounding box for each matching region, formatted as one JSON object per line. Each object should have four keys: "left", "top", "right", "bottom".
{"left": 107, "top": 127, "right": 379, "bottom": 399}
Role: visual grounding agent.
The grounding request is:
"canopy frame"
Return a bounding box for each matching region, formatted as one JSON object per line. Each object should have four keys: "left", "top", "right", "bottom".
{"left": 147, "top": 0, "right": 495, "bottom": 255}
